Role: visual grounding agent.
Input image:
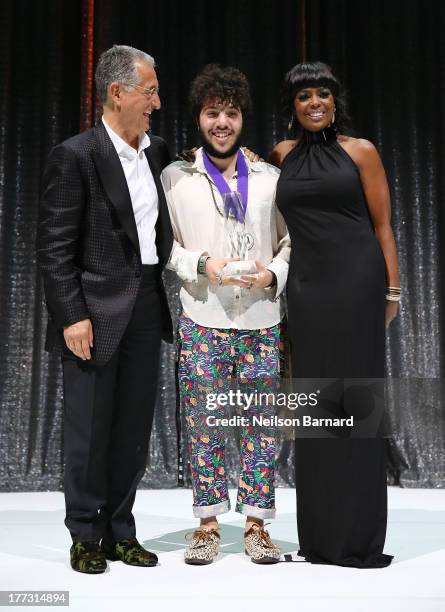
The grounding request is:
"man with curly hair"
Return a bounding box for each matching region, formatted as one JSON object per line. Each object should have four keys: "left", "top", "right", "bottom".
{"left": 161, "top": 64, "right": 290, "bottom": 565}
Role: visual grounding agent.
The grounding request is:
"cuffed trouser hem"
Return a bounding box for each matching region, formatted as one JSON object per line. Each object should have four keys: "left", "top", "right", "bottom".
{"left": 236, "top": 502, "right": 276, "bottom": 519}
{"left": 193, "top": 499, "right": 230, "bottom": 518}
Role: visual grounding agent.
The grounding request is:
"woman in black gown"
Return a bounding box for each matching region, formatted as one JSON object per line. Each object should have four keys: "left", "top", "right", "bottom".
{"left": 271, "top": 62, "right": 400, "bottom": 568}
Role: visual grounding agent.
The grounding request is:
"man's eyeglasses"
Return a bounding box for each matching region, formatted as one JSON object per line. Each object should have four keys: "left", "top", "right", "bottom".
{"left": 127, "top": 84, "right": 160, "bottom": 97}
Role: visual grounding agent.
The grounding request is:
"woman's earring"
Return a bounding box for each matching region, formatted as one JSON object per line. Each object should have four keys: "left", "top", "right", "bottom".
{"left": 331, "top": 109, "right": 336, "bottom": 126}
{"left": 288, "top": 114, "right": 294, "bottom": 131}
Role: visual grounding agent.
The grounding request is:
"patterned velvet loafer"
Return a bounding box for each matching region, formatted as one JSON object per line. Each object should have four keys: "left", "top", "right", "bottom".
{"left": 244, "top": 523, "right": 281, "bottom": 564}
{"left": 101, "top": 538, "right": 158, "bottom": 567}
{"left": 70, "top": 541, "right": 107, "bottom": 574}
{"left": 184, "top": 527, "right": 220, "bottom": 565}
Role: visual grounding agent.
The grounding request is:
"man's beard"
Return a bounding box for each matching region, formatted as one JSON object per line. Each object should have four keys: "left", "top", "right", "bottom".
{"left": 199, "top": 130, "right": 243, "bottom": 159}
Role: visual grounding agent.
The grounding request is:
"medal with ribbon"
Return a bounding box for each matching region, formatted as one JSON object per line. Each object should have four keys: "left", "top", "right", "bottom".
{"left": 202, "top": 149, "right": 249, "bottom": 222}
{"left": 202, "top": 148, "right": 256, "bottom": 277}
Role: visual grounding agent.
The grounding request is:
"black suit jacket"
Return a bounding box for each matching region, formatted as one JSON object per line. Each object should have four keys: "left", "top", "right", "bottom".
{"left": 37, "top": 122, "right": 173, "bottom": 366}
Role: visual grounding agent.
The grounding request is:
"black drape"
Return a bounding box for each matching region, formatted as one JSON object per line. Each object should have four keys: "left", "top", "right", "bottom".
{"left": 93, "top": 0, "right": 301, "bottom": 154}
{"left": 0, "top": 0, "right": 82, "bottom": 490}
{"left": 0, "top": 0, "right": 443, "bottom": 491}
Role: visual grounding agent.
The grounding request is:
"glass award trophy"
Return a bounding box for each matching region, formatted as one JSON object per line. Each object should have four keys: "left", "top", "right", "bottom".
{"left": 220, "top": 191, "right": 257, "bottom": 278}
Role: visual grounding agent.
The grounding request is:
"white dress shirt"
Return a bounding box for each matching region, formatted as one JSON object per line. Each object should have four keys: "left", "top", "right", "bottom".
{"left": 161, "top": 148, "right": 290, "bottom": 330}
{"left": 102, "top": 117, "right": 159, "bottom": 264}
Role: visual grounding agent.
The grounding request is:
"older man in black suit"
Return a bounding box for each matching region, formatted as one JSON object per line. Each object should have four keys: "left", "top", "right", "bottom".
{"left": 37, "top": 45, "right": 173, "bottom": 573}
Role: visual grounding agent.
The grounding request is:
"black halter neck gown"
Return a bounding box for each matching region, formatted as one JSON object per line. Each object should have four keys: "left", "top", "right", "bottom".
{"left": 276, "top": 128, "right": 393, "bottom": 568}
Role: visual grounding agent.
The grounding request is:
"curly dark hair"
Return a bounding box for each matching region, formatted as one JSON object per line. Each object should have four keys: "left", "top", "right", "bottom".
{"left": 282, "top": 61, "right": 352, "bottom": 135}
{"left": 189, "top": 63, "right": 252, "bottom": 119}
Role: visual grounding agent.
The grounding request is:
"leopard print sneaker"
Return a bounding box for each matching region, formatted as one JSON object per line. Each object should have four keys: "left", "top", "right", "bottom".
{"left": 184, "top": 527, "right": 220, "bottom": 565}
{"left": 244, "top": 523, "right": 281, "bottom": 564}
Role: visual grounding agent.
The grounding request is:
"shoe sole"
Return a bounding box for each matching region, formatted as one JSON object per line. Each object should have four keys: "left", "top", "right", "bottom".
{"left": 103, "top": 553, "right": 157, "bottom": 567}
{"left": 122, "top": 561, "right": 157, "bottom": 567}
{"left": 245, "top": 550, "right": 280, "bottom": 564}
{"left": 71, "top": 565, "right": 106, "bottom": 574}
{"left": 184, "top": 557, "right": 214, "bottom": 565}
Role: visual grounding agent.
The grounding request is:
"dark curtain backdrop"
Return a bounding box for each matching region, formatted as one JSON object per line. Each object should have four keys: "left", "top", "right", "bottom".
{"left": 0, "top": 0, "right": 443, "bottom": 491}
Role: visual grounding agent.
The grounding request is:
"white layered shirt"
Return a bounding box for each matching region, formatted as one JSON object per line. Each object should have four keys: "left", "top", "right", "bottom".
{"left": 102, "top": 117, "right": 159, "bottom": 264}
{"left": 161, "top": 148, "right": 290, "bottom": 329}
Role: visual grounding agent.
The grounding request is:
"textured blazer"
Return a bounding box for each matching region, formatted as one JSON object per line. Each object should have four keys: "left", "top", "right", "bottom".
{"left": 37, "top": 122, "right": 173, "bottom": 366}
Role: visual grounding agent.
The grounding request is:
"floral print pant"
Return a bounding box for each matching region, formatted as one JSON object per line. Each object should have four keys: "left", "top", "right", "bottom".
{"left": 177, "top": 312, "right": 283, "bottom": 519}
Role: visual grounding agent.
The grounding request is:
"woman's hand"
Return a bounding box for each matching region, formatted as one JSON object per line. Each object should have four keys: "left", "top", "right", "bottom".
{"left": 240, "top": 261, "right": 274, "bottom": 289}
{"left": 385, "top": 300, "right": 399, "bottom": 327}
{"left": 242, "top": 147, "right": 263, "bottom": 163}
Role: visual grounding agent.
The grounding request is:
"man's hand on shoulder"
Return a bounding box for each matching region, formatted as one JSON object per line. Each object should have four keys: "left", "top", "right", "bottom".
{"left": 176, "top": 147, "right": 198, "bottom": 162}
{"left": 63, "top": 318, "right": 94, "bottom": 361}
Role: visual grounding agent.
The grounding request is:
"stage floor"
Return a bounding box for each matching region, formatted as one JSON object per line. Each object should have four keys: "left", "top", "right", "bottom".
{"left": 0, "top": 487, "right": 444, "bottom": 611}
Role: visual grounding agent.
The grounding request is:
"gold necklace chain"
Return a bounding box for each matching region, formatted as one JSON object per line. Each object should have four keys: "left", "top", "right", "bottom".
{"left": 204, "top": 174, "right": 225, "bottom": 217}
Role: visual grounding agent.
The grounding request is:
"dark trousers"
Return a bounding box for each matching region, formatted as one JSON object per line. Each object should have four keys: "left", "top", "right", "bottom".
{"left": 62, "top": 265, "right": 163, "bottom": 543}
